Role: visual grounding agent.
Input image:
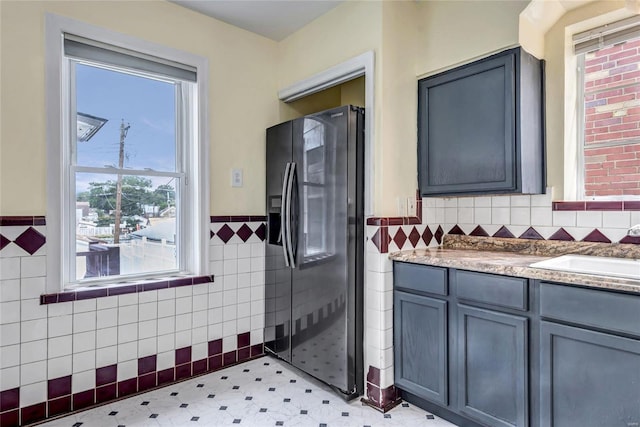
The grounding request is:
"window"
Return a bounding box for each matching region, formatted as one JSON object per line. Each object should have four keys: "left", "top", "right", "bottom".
{"left": 575, "top": 16, "right": 640, "bottom": 200}
{"left": 46, "top": 15, "right": 209, "bottom": 291}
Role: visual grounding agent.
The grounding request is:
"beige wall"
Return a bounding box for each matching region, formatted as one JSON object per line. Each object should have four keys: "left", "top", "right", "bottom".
{"left": 0, "top": 0, "right": 279, "bottom": 216}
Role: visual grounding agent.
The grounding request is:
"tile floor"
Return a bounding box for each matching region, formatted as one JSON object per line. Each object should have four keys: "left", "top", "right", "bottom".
{"left": 38, "top": 356, "right": 457, "bottom": 427}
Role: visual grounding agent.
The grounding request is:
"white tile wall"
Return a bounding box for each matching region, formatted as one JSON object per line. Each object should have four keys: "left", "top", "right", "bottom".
{"left": 0, "top": 220, "right": 268, "bottom": 419}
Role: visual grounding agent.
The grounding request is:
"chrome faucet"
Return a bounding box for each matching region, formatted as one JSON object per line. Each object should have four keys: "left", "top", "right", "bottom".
{"left": 628, "top": 224, "right": 640, "bottom": 236}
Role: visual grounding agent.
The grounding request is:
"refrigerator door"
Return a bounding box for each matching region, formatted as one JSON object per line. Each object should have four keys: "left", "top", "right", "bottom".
{"left": 289, "top": 106, "right": 363, "bottom": 395}
{"left": 265, "top": 121, "right": 293, "bottom": 362}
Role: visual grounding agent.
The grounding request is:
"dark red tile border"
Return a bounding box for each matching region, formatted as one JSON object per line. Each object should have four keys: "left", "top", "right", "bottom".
{"left": 175, "top": 347, "right": 192, "bottom": 365}
{"left": 41, "top": 275, "right": 215, "bottom": 305}
{"left": 48, "top": 395, "right": 71, "bottom": 417}
{"left": 138, "top": 355, "right": 157, "bottom": 375}
{"left": 366, "top": 366, "right": 380, "bottom": 386}
{"left": 48, "top": 376, "right": 72, "bottom": 400}
{"left": 117, "top": 378, "right": 137, "bottom": 398}
{"left": 0, "top": 409, "right": 19, "bottom": 427}
{"left": 95, "top": 383, "right": 117, "bottom": 404}
{"left": 553, "top": 200, "right": 640, "bottom": 211}
{"left": 96, "top": 365, "right": 117, "bottom": 387}
{"left": 0, "top": 216, "right": 46, "bottom": 226}
{"left": 72, "top": 389, "right": 95, "bottom": 411}
{"left": 175, "top": 363, "right": 191, "bottom": 380}
{"left": 138, "top": 373, "right": 157, "bottom": 392}
{"left": 20, "top": 402, "right": 46, "bottom": 425}
{"left": 210, "top": 216, "right": 267, "bottom": 223}
{"left": 223, "top": 351, "right": 237, "bottom": 366}
{"left": 157, "top": 368, "right": 175, "bottom": 385}
{"left": 7, "top": 332, "right": 264, "bottom": 425}
{"left": 1, "top": 388, "right": 20, "bottom": 412}
{"left": 192, "top": 359, "right": 207, "bottom": 375}
{"left": 208, "top": 339, "right": 223, "bottom": 356}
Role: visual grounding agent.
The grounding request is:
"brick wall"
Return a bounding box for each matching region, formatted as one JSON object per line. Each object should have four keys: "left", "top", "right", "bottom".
{"left": 584, "top": 37, "right": 640, "bottom": 197}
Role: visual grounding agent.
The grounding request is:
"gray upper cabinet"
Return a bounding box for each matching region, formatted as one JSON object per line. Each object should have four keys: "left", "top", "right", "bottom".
{"left": 418, "top": 47, "right": 544, "bottom": 196}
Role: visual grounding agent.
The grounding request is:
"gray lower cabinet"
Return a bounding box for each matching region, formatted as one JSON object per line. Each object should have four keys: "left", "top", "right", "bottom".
{"left": 540, "top": 321, "right": 640, "bottom": 427}
{"left": 394, "top": 290, "right": 448, "bottom": 405}
{"left": 457, "top": 305, "right": 528, "bottom": 427}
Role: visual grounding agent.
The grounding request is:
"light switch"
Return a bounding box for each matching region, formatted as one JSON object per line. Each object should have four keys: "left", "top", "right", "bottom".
{"left": 231, "top": 169, "right": 243, "bottom": 187}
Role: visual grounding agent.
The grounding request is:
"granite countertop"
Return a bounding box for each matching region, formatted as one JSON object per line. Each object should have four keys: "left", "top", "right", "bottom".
{"left": 389, "top": 244, "right": 640, "bottom": 295}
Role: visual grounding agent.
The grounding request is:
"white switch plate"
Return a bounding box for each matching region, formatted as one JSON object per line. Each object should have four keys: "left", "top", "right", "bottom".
{"left": 231, "top": 169, "right": 243, "bottom": 187}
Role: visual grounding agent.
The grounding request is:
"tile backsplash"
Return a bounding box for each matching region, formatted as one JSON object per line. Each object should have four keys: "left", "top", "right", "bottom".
{"left": 0, "top": 217, "right": 266, "bottom": 426}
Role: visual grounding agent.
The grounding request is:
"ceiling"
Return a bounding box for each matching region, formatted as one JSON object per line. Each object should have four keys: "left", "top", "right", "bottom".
{"left": 170, "top": 0, "right": 344, "bottom": 41}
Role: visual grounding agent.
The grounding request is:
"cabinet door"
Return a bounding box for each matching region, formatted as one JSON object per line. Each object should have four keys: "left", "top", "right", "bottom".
{"left": 540, "top": 321, "right": 640, "bottom": 427}
{"left": 394, "top": 291, "right": 448, "bottom": 405}
{"left": 457, "top": 304, "right": 528, "bottom": 427}
{"left": 418, "top": 51, "right": 516, "bottom": 195}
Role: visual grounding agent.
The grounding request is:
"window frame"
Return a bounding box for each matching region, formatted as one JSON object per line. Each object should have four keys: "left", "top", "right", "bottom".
{"left": 574, "top": 16, "right": 640, "bottom": 201}
{"left": 45, "top": 14, "right": 210, "bottom": 293}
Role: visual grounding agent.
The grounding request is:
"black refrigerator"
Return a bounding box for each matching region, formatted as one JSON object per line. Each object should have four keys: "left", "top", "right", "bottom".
{"left": 264, "top": 105, "right": 364, "bottom": 398}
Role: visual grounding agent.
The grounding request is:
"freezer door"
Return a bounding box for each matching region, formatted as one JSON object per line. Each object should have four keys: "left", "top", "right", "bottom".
{"left": 289, "top": 106, "right": 363, "bottom": 395}
{"left": 264, "top": 121, "right": 293, "bottom": 361}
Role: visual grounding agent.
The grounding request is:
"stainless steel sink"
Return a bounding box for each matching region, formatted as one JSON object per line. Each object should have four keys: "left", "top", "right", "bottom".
{"left": 530, "top": 255, "right": 640, "bottom": 280}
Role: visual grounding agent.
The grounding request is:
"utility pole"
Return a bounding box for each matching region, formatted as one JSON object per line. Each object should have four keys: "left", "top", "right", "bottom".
{"left": 113, "top": 120, "right": 130, "bottom": 244}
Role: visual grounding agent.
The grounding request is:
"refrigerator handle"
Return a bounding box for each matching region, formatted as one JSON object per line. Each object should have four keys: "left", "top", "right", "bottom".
{"left": 285, "top": 162, "right": 297, "bottom": 269}
{"left": 281, "top": 163, "right": 292, "bottom": 267}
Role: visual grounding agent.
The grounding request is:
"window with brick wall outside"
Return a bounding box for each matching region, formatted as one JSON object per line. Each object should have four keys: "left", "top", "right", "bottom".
{"left": 581, "top": 33, "right": 640, "bottom": 199}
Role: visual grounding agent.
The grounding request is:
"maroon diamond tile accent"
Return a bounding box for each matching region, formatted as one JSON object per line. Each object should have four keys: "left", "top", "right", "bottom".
{"left": 254, "top": 223, "right": 266, "bottom": 241}
{"left": 210, "top": 230, "right": 214, "bottom": 239}
{"left": 434, "top": 226, "right": 444, "bottom": 244}
{"left": 215, "top": 224, "right": 235, "bottom": 243}
{"left": 421, "top": 226, "right": 433, "bottom": 245}
{"left": 620, "top": 235, "right": 640, "bottom": 244}
{"left": 13, "top": 227, "right": 46, "bottom": 255}
{"left": 493, "top": 226, "right": 515, "bottom": 239}
{"left": 371, "top": 227, "right": 389, "bottom": 253}
{"left": 549, "top": 228, "right": 575, "bottom": 241}
{"left": 469, "top": 225, "right": 489, "bottom": 237}
{"left": 583, "top": 229, "right": 611, "bottom": 243}
{"left": 0, "top": 234, "right": 10, "bottom": 251}
{"left": 236, "top": 224, "right": 253, "bottom": 242}
{"left": 393, "top": 228, "right": 407, "bottom": 249}
{"left": 448, "top": 225, "right": 465, "bottom": 235}
{"left": 519, "top": 227, "right": 544, "bottom": 240}
{"left": 408, "top": 227, "right": 421, "bottom": 247}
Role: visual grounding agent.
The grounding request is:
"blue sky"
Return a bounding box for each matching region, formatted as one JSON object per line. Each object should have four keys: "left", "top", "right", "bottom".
{"left": 75, "top": 63, "right": 177, "bottom": 192}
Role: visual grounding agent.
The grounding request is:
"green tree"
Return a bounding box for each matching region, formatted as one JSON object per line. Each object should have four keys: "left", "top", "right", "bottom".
{"left": 88, "top": 176, "right": 153, "bottom": 217}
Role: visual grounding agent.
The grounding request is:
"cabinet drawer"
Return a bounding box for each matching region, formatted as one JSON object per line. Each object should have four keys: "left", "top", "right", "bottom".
{"left": 540, "top": 282, "right": 640, "bottom": 337}
{"left": 394, "top": 262, "right": 448, "bottom": 296}
{"left": 456, "top": 270, "right": 528, "bottom": 311}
